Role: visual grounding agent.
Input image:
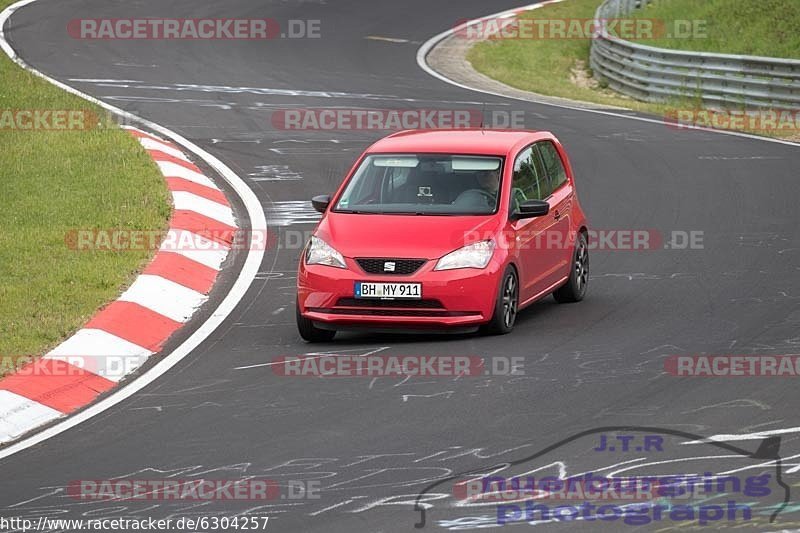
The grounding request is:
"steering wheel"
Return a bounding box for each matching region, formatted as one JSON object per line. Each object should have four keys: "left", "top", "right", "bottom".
{"left": 453, "top": 189, "right": 495, "bottom": 208}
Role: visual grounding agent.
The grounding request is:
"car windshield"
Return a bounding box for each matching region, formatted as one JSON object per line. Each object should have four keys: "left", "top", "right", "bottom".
{"left": 333, "top": 154, "right": 503, "bottom": 215}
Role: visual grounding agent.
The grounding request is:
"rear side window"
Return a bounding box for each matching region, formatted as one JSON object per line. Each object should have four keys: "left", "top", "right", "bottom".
{"left": 535, "top": 141, "right": 568, "bottom": 192}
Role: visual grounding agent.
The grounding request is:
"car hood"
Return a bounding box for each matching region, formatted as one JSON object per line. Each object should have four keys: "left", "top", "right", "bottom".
{"left": 316, "top": 213, "right": 501, "bottom": 259}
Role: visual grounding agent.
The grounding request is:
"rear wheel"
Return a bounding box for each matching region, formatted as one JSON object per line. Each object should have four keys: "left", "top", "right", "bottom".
{"left": 554, "top": 232, "right": 588, "bottom": 303}
{"left": 296, "top": 302, "right": 336, "bottom": 342}
{"left": 482, "top": 266, "right": 519, "bottom": 335}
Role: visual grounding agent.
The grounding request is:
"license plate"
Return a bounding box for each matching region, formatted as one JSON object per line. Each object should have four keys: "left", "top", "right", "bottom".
{"left": 355, "top": 282, "right": 422, "bottom": 299}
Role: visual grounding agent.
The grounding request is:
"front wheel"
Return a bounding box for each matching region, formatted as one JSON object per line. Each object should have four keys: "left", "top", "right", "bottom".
{"left": 296, "top": 302, "right": 336, "bottom": 342}
{"left": 553, "top": 232, "right": 588, "bottom": 303}
{"left": 482, "top": 266, "right": 519, "bottom": 335}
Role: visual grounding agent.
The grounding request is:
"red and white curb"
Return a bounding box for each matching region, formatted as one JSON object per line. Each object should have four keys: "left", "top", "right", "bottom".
{"left": 0, "top": 126, "right": 236, "bottom": 444}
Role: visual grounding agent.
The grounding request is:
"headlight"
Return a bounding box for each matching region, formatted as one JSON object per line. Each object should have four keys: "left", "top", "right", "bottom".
{"left": 305, "top": 236, "right": 346, "bottom": 269}
{"left": 434, "top": 240, "right": 495, "bottom": 271}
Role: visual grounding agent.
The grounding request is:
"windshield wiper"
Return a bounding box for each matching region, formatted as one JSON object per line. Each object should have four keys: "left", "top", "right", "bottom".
{"left": 385, "top": 211, "right": 450, "bottom": 216}
{"left": 398, "top": 211, "right": 477, "bottom": 216}
{"left": 336, "top": 210, "right": 473, "bottom": 216}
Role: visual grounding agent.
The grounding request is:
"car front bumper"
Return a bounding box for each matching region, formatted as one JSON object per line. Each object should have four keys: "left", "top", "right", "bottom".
{"left": 297, "top": 257, "right": 503, "bottom": 329}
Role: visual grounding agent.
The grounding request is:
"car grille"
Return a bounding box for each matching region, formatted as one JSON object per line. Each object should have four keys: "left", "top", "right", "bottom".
{"left": 310, "top": 308, "right": 477, "bottom": 317}
{"left": 312, "top": 298, "right": 476, "bottom": 317}
{"left": 335, "top": 298, "right": 444, "bottom": 309}
{"left": 355, "top": 258, "right": 426, "bottom": 275}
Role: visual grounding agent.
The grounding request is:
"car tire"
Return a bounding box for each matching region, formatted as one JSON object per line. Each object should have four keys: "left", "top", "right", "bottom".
{"left": 553, "top": 232, "right": 588, "bottom": 303}
{"left": 482, "top": 266, "right": 519, "bottom": 335}
{"left": 296, "top": 302, "right": 336, "bottom": 342}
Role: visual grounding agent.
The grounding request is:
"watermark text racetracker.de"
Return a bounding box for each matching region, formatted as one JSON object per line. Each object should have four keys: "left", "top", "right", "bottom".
{"left": 0, "top": 109, "right": 98, "bottom": 131}
{"left": 271, "top": 109, "right": 525, "bottom": 131}
{"left": 68, "top": 18, "right": 320, "bottom": 40}
{"left": 67, "top": 478, "right": 319, "bottom": 501}
{"left": 0, "top": 355, "right": 144, "bottom": 379}
{"left": 666, "top": 354, "right": 800, "bottom": 377}
{"left": 63, "top": 228, "right": 705, "bottom": 252}
{"left": 454, "top": 16, "right": 707, "bottom": 40}
{"left": 664, "top": 108, "right": 800, "bottom": 133}
{"left": 271, "top": 355, "right": 524, "bottom": 377}
{"left": 464, "top": 229, "right": 704, "bottom": 251}
{"left": 1, "top": 108, "right": 158, "bottom": 131}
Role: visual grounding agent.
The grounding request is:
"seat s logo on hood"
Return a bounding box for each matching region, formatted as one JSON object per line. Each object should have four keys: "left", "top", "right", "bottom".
{"left": 384, "top": 262, "right": 396, "bottom": 272}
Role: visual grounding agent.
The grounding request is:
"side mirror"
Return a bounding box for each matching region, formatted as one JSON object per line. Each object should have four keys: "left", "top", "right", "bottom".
{"left": 311, "top": 194, "right": 331, "bottom": 214}
{"left": 512, "top": 199, "right": 549, "bottom": 220}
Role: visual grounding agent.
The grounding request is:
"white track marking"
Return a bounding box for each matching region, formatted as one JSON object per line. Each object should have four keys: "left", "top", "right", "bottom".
{"left": 137, "top": 137, "right": 190, "bottom": 161}
{"left": 233, "top": 346, "right": 391, "bottom": 370}
{"left": 720, "top": 453, "right": 800, "bottom": 475}
{"left": 156, "top": 161, "right": 216, "bottom": 188}
{"left": 233, "top": 354, "right": 351, "bottom": 371}
{"left": 118, "top": 275, "right": 208, "bottom": 323}
{"left": 171, "top": 191, "right": 235, "bottom": 226}
{"left": 605, "top": 454, "right": 742, "bottom": 478}
{"left": 415, "top": 1, "right": 800, "bottom": 148}
{"left": 43, "top": 328, "right": 154, "bottom": 382}
{"left": 160, "top": 230, "right": 230, "bottom": 270}
{"left": 265, "top": 200, "right": 322, "bottom": 226}
{"left": 68, "top": 78, "right": 143, "bottom": 83}
{"left": 45, "top": 329, "right": 153, "bottom": 382}
{"left": 122, "top": 124, "right": 166, "bottom": 141}
{"left": 0, "top": 391, "right": 62, "bottom": 444}
{"left": 70, "top": 79, "right": 492, "bottom": 105}
{"left": 0, "top": 0, "right": 266, "bottom": 459}
{"left": 364, "top": 36, "right": 420, "bottom": 44}
{"left": 682, "top": 427, "right": 800, "bottom": 444}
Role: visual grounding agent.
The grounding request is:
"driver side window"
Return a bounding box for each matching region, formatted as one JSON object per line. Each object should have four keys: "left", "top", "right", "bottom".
{"left": 511, "top": 146, "right": 547, "bottom": 213}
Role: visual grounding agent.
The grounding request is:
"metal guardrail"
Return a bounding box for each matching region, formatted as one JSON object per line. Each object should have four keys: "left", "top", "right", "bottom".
{"left": 589, "top": 0, "right": 800, "bottom": 109}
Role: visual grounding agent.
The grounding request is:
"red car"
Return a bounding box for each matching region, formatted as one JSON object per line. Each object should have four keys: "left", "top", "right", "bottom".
{"left": 296, "top": 129, "right": 588, "bottom": 342}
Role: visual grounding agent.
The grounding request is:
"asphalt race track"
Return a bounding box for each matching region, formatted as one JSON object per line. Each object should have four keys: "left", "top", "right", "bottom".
{"left": 2, "top": 0, "right": 800, "bottom": 531}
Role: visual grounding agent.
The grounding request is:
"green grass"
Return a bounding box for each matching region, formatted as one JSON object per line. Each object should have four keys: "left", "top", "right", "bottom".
{"left": 0, "top": 0, "right": 170, "bottom": 373}
{"left": 627, "top": 0, "right": 800, "bottom": 59}
{"left": 467, "top": 0, "right": 668, "bottom": 112}
{"left": 467, "top": 0, "right": 800, "bottom": 140}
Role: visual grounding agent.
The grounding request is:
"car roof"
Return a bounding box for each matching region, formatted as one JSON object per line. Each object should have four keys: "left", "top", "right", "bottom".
{"left": 365, "top": 129, "right": 552, "bottom": 156}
